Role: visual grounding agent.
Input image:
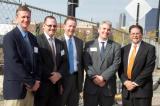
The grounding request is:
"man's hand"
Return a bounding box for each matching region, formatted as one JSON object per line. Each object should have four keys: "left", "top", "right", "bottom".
{"left": 49, "top": 72, "right": 62, "bottom": 84}
{"left": 25, "top": 80, "right": 40, "bottom": 92}
{"left": 31, "top": 80, "right": 40, "bottom": 91}
{"left": 124, "top": 80, "right": 136, "bottom": 91}
{"left": 93, "top": 75, "right": 106, "bottom": 87}
{"left": 132, "top": 82, "right": 139, "bottom": 87}
{"left": 25, "top": 83, "right": 32, "bottom": 91}
{"left": 98, "top": 80, "right": 106, "bottom": 87}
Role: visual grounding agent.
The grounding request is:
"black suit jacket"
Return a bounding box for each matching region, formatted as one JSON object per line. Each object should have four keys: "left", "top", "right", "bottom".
{"left": 60, "top": 36, "right": 84, "bottom": 92}
{"left": 3, "top": 27, "right": 40, "bottom": 99}
{"left": 118, "top": 41, "right": 156, "bottom": 98}
{"left": 36, "top": 34, "right": 66, "bottom": 96}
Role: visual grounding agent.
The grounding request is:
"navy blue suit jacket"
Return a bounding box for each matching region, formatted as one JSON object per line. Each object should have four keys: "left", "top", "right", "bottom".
{"left": 3, "top": 27, "right": 41, "bottom": 99}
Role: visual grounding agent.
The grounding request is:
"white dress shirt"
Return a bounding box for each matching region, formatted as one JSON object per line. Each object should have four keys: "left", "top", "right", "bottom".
{"left": 64, "top": 34, "right": 78, "bottom": 72}
{"left": 44, "top": 32, "right": 56, "bottom": 55}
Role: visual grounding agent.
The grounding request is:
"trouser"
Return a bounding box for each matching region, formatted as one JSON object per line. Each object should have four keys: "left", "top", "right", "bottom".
{"left": 3, "top": 91, "right": 34, "bottom": 106}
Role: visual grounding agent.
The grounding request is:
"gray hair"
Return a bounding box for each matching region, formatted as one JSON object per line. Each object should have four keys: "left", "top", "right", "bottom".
{"left": 99, "top": 20, "right": 112, "bottom": 29}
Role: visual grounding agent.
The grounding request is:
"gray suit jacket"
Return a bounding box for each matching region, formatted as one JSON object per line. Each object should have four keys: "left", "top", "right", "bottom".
{"left": 84, "top": 39, "right": 121, "bottom": 96}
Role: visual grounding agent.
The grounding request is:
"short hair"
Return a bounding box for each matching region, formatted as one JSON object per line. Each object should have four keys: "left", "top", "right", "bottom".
{"left": 44, "top": 16, "right": 56, "bottom": 23}
{"left": 129, "top": 24, "right": 143, "bottom": 34}
{"left": 99, "top": 20, "right": 112, "bottom": 29}
{"left": 16, "top": 5, "right": 31, "bottom": 15}
{"left": 64, "top": 16, "right": 77, "bottom": 24}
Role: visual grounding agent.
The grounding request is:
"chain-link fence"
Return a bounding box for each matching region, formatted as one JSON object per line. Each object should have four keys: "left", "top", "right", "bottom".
{"left": 0, "top": 0, "right": 129, "bottom": 61}
{"left": 143, "top": 37, "right": 160, "bottom": 69}
{"left": 0, "top": 0, "right": 98, "bottom": 40}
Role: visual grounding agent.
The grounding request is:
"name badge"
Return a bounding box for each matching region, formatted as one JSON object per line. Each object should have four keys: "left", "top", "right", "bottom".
{"left": 34, "top": 47, "right": 38, "bottom": 53}
{"left": 90, "top": 47, "right": 97, "bottom": 52}
{"left": 61, "top": 50, "right": 65, "bottom": 56}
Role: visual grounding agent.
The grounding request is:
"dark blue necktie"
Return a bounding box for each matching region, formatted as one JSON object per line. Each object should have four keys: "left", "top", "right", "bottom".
{"left": 24, "top": 32, "right": 33, "bottom": 63}
{"left": 68, "top": 38, "right": 74, "bottom": 74}
{"left": 100, "top": 42, "right": 105, "bottom": 60}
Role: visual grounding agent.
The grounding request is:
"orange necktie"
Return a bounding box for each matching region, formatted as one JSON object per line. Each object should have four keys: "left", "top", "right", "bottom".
{"left": 127, "top": 45, "right": 137, "bottom": 79}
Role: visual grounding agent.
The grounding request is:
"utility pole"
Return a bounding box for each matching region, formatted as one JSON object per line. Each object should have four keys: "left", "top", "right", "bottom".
{"left": 136, "top": 3, "right": 140, "bottom": 25}
{"left": 67, "top": 0, "right": 79, "bottom": 17}
{"left": 156, "top": 0, "right": 160, "bottom": 42}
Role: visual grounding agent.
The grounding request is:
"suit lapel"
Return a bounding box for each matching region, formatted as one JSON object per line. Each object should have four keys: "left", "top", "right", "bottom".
{"left": 95, "top": 39, "right": 101, "bottom": 57}
{"left": 61, "top": 37, "right": 69, "bottom": 59}
{"left": 132, "top": 41, "right": 144, "bottom": 70}
{"left": 41, "top": 34, "right": 52, "bottom": 52}
{"left": 55, "top": 38, "right": 58, "bottom": 54}
{"left": 39, "top": 34, "right": 54, "bottom": 61}
{"left": 93, "top": 39, "right": 101, "bottom": 67}
{"left": 74, "top": 36, "right": 80, "bottom": 62}
{"left": 27, "top": 34, "right": 33, "bottom": 45}
{"left": 124, "top": 44, "right": 131, "bottom": 74}
{"left": 14, "top": 27, "right": 28, "bottom": 57}
{"left": 55, "top": 38, "right": 61, "bottom": 57}
{"left": 101, "top": 40, "right": 112, "bottom": 62}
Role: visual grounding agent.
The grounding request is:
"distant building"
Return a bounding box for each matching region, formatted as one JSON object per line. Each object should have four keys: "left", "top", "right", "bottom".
{"left": 0, "top": 24, "right": 16, "bottom": 45}
{"left": 145, "top": 8, "right": 158, "bottom": 32}
{"left": 0, "top": 24, "right": 16, "bottom": 36}
{"left": 119, "top": 13, "right": 126, "bottom": 28}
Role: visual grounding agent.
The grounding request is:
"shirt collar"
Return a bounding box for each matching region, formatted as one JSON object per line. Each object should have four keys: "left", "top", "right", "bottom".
{"left": 17, "top": 25, "right": 27, "bottom": 38}
{"left": 44, "top": 32, "right": 55, "bottom": 40}
{"left": 64, "top": 34, "right": 74, "bottom": 41}
{"left": 98, "top": 38, "right": 108, "bottom": 44}
{"left": 131, "top": 41, "right": 141, "bottom": 48}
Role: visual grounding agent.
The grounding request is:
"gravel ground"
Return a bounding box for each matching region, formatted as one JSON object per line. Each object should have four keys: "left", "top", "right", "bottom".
{"left": 152, "top": 69, "right": 160, "bottom": 106}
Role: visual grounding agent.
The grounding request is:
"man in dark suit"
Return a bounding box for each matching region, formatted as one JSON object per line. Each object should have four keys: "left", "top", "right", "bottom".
{"left": 34, "top": 16, "right": 66, "bottom": 106}
{"left": 83, "top": 20, "right": 121, "bottom": 106}
{"left": 3, "top": 5, "right": 41, "bottom": 106}
{"left": 60, "top": 16, "right": 84, "bottom": 106}
{"left": 118, "top": 25, "right": 156, "bottom": 106}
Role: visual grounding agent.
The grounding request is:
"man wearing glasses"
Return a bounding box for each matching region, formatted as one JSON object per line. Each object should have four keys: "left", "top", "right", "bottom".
{"left": 118, "top": 25, "right": 156, "bottom": 106}
{"left": 34, "top": 16, "right": 66, "bottom": 106}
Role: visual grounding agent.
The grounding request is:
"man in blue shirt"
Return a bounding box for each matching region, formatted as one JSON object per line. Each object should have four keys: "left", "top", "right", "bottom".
{"left": 3, "top": 5, "right": 41, "bottom": 106}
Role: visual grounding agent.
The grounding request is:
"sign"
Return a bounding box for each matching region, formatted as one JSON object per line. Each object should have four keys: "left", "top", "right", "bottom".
{"left": 125, "top": 0, "right": 152, "bottom": 20}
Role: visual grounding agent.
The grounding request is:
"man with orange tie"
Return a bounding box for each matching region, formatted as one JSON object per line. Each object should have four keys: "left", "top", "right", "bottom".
{"left": 118, "top": 24, "right": 156, "bottom": 106}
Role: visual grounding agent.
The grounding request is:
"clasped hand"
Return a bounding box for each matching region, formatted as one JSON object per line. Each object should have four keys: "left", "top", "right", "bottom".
{"left": 124, "top": 80, "right": 138, "bottom": 91}
{"left": 93, "top": 75, "right": 106, "bottom": 87}
{"left": 25, "top": 80, "right": 40, "bottom": 92}
{"left": 49, "top": 72, "right": 62, "bottom": 84}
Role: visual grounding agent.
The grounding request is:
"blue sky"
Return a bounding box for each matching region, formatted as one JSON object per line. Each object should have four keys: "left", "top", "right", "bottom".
{"left": 23, "top": 0, "right": 159, "bottom": 27}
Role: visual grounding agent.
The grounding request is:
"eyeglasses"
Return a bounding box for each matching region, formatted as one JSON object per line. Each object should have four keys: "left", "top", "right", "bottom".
{"left": 45, "top": 24, "right": 57, "bottom": 28}
{"left": 130, "top": 33, "right": 141, "bottom": 35}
